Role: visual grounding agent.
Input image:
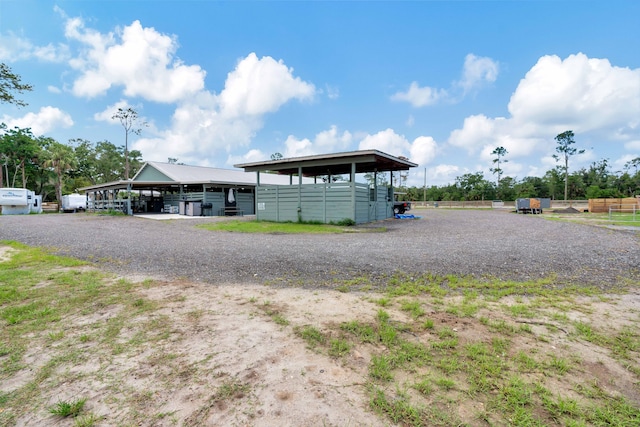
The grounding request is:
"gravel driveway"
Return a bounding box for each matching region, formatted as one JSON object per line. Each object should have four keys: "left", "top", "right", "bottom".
{"left": 1, "top": 210, "right": 638, "bottom": 289}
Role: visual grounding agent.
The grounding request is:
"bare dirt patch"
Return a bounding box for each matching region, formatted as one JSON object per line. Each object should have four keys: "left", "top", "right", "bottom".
{"left": 1, "top": 246, "right": 640, "bottom": 426}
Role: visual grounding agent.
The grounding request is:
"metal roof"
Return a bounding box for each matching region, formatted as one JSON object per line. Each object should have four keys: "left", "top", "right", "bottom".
{"left": 78, "top": 161, "right": 313, "bottom": 192}
{"left": 234, "top": 149, "right": 418, "bottom": 177}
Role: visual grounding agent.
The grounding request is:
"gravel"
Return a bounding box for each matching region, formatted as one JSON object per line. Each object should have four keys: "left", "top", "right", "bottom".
{"left": 1, "top": 210, "right": 638, "bottom": 290}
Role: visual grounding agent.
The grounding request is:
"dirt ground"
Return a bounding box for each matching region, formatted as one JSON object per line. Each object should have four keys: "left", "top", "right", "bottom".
{"left": 3, "top": 262, "right": 640, "bottom": 426}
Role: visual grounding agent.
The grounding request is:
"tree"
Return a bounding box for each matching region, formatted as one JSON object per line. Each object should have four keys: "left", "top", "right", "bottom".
{"left": 43, "top": 140, "right": 76, "bottom": 211}
{"left": 552, "top": 130, "right": 584, "bottom": 201}
{"left": 0, "top": 63, "right": 33, "bottom": 107}
{"left": 270, "top": 152, "right": 283, "bottom": 160}
{"left": 625, "top": 157, "right": 640, "bottom": 176}
{"left": 489, "top": 146, "right": 508, "bottom": 184}
{"left": 0, "top": 126, "right": 38, "bottom": 188}
{"left": 111, "top": 108, "right": 147, "bottom": 180}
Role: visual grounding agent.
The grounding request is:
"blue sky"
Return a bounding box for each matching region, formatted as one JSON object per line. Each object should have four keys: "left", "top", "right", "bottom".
{"left": 1, "top": 0, "right": 639, "bottom": 186}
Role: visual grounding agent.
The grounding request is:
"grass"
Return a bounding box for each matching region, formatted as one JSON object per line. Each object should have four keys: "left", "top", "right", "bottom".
{"left": 544, "top": 211, "right": 640, "bottom": 227}
{"left": 1, "top": 239, "right": 639, "bottom": 426}
{"left": 48, "top": 397, "right": 87, "bottom": 417}
{"left": 196, "top": 219, "right": 385, "bottom": 234}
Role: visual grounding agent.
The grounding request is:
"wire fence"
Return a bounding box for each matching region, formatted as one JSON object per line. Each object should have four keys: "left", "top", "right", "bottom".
{"left": 608, "top": 204, "right": 639, "bottom": 222}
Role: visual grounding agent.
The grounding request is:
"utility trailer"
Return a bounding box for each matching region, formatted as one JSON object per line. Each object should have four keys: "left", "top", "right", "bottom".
{"left": 515, "top": 198, "right": 551, "bottom": 214}
{"left": 62, "top": 194, "right": 87, "bottom": 212}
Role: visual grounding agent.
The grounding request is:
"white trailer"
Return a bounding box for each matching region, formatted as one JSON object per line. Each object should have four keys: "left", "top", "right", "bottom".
{"left": 62, "top": 194, "right": 87, "bottom": 212}
{"left": 0, "top": 188, "right": 40, "bottom": 215}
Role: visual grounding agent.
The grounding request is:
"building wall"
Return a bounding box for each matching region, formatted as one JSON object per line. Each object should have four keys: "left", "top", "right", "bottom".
{"left": 255, "top": 182, "right": 391, "bottom": 224}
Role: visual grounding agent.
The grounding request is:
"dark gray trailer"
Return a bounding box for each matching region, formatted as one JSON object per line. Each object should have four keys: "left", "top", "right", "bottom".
{"left": 515, "top": 198, "right": 551, "bottom": 214}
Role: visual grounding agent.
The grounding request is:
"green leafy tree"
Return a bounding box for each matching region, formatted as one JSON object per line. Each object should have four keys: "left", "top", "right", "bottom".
{"left": 0, "top": 125, "right": 38, "bottom": 188}
{"left": 111, "top": 107, "right": 147, "bottom": 180}
{"left": 552, "top": 130, "right": 584, "bottom": 201}
{"left": 43, "top": 140, "right": 76, "bottom": 211}
{"left": 456, "top": 172, "right": 492, "bottom": 201}
{"left": 489, "top": 146, "right": 508, "bottom": 189}
{"left": 0, "top": 62, "right": 33, "bottom": 107}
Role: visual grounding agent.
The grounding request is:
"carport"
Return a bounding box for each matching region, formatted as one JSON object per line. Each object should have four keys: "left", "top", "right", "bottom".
{"left": 79, "top": 161, "right": 313, "bottom": 216}
{"left": 235, "top": 150, "right": 417, "bottom": 224}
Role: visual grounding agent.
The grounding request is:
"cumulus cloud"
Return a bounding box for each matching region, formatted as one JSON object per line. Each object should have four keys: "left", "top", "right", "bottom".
{"left": 447, "top": 53, "right": 640, "bottom": 172}
{"left": 391, "top": 82, "right": 448, "bottom": 107}
{"left": 284, "top": 125, "right": 352, "bottom": 158}
{"left": 65, "top": 17, "right": 206, "bottom": 102}
{"left": 1, "top": 106, "right": 73, "bottom": 136}
{"left": 357, "top": 128, "right": 438, "bottom": 167}
{"left": 0, "top": 32, "right": 69, "bottom": 62}
{"left": 226, "top": 149, "right": 268, "bottom": 168}
{"left": 219, "top": 53, "right": 315, "bottom": 117}
{"left": 133, "top": 52, "right": 317, "bottom": 164}
{"left": 457, "top": 53, "right": 499, "bottom": 94}
{"left": 392, "top": 54, "right": 499, "bottom": 107}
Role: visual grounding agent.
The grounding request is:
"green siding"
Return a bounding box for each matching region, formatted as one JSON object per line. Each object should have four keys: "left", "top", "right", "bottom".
{"left": 256, "top": 182, "right": 392, "bottom": 224}
{"left": 135, "top": 165, "right": 173, "bottom": 182}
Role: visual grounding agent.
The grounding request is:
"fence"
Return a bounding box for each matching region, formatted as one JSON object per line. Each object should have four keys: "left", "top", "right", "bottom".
{"left": 409, "top": 200, "right": 590, "bottom": 211}
{"left": 590, "top": 198, "right": 640, "bottom": 213}
{"left": 608, "top": 204, "right": 638, "bottom": 222}
{"left": 88, "top": 200, "right": 129, "bottom": 213}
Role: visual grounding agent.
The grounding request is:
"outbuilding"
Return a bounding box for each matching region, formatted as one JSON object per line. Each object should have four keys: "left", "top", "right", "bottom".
{"left": 79, "top": 161, "right": 314, "bottom": 216}
{"left": 235, "top": 149, "right": 417, "bottom": 224}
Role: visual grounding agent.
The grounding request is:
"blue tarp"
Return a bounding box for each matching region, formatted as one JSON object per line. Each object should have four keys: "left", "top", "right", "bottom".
{"left": 395, "top": 214, "right": 422, "bottom": 219}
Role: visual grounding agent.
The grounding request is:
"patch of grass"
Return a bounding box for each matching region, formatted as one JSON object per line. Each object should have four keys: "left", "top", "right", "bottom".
{"left": 369, "top": 355, "right": 394, "bottom": 381}
{"left": 328, "top": 338, "right": 351, "bottom": 357}
{"left": 399, "top": 300, "right": 425, "bottom": 318}
{"left": 296, "top": 325, "right": 325, "bottom": 348}
{"left": 271, "top": 312, "right": 289, "bottom": 326}
{"left": 48, "top": 397, "right": 87, "bottom": 417}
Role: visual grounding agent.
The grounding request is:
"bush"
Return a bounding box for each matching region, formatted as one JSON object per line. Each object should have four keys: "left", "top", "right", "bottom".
{"left": 336, "top": 218, "right": 356, "bottom": 226}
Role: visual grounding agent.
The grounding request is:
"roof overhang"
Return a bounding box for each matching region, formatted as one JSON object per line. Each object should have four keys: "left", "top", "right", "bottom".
{"left": 234, "top": 149, "right": 418, "bottom": 177}
{"left": 78, "top": 180, "right": 256, "bottom": 192}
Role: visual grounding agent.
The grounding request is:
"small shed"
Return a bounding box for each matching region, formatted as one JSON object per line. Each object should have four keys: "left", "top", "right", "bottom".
{"left": 235, "top": 150, "right": 417, "bottom": 224}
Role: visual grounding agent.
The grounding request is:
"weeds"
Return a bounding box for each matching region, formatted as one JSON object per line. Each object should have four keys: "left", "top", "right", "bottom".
{"left": 48, "top": 397, "right": 87, "bottom": 417}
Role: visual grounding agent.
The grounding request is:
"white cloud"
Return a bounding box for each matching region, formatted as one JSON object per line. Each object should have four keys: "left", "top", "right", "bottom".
{"left": 406, "top": 115, "right": 415, "bottom": 127}
{"left": 448, "top": 53, "right": 640, "bottom": 173}
{"left": 65, "top": 18, "right": 206, "bottom": 102}
{"left": 47, "top": 85, "right": 62, "bottom": 94}
{"left": 94, "top": 100, "right": 132, "bottom": 122}
{"left": 219, "top": 53, "right": 315, "bottom": 117}
{"left": 284, "top": 126, "right": 352, "bottom": 158}
{"left": 457, "top": 53, "right": 499, "bottom": 94}
{"left": 1, "top": 106, "right": 73, "bottom": 136}
{"left": 325, "top": 84, "right": 340, "bottom": 100}
{"left": 0, "top": 32, "right": 69, "bottom": 62}
{"left": 391, "top": 82, "right": 448, "bottom": 107}
{"left": 133, "top": 53, "right": 316, "bottom": 164}
{"left": 358, "top": 128, "right": 412, "bottom": 155}
{"left": 410, "top": 136, "right": 438, "bottom": 166}
{"left": 226, "top": 149, "right": 267, "bottom": 168}
{"left": 392, "top": 53, "right": 499, "bottom": 107}
{"left": 508, "top": 53, "right": 640, "bottom": 134}
{"left": 428, "top": 164, "right": 461, "bottom": 184}
{"left": 357, "top": 128, "right": 439, "bottom": 167}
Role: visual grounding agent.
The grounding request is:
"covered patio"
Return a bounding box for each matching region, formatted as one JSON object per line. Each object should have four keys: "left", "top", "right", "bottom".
{"left": 235, "top": 150, "right": 417, "bottom": 224}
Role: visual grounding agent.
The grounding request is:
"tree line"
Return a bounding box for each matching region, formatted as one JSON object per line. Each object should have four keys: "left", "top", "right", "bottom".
{"left": 398, "top": 157, "right": 640, "bottom": 202}
{"left": 2, "top": 62, "right": 639, "bottom": 207}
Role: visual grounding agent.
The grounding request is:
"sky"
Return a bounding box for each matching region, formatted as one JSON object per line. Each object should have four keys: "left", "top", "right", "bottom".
{"left": 1, "top": 0, "right": 639, "bottom": 187}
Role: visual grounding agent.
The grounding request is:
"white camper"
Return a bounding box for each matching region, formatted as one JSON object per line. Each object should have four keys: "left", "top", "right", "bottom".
{"left": 62, "top": 193, "right": 87, "bottom": 212}
{"left": 0, "top": 188, "right": 39, "bottom": 215}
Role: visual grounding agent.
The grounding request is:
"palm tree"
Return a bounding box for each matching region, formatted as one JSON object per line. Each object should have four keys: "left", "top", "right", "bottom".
{"left": 43, "top": 140, "right": 76, "bottom": 212}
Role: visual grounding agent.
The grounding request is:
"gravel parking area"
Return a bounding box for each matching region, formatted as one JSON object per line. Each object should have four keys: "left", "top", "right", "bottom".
{"left": 1, "top": 209, "right": 638, "bottom": 289}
